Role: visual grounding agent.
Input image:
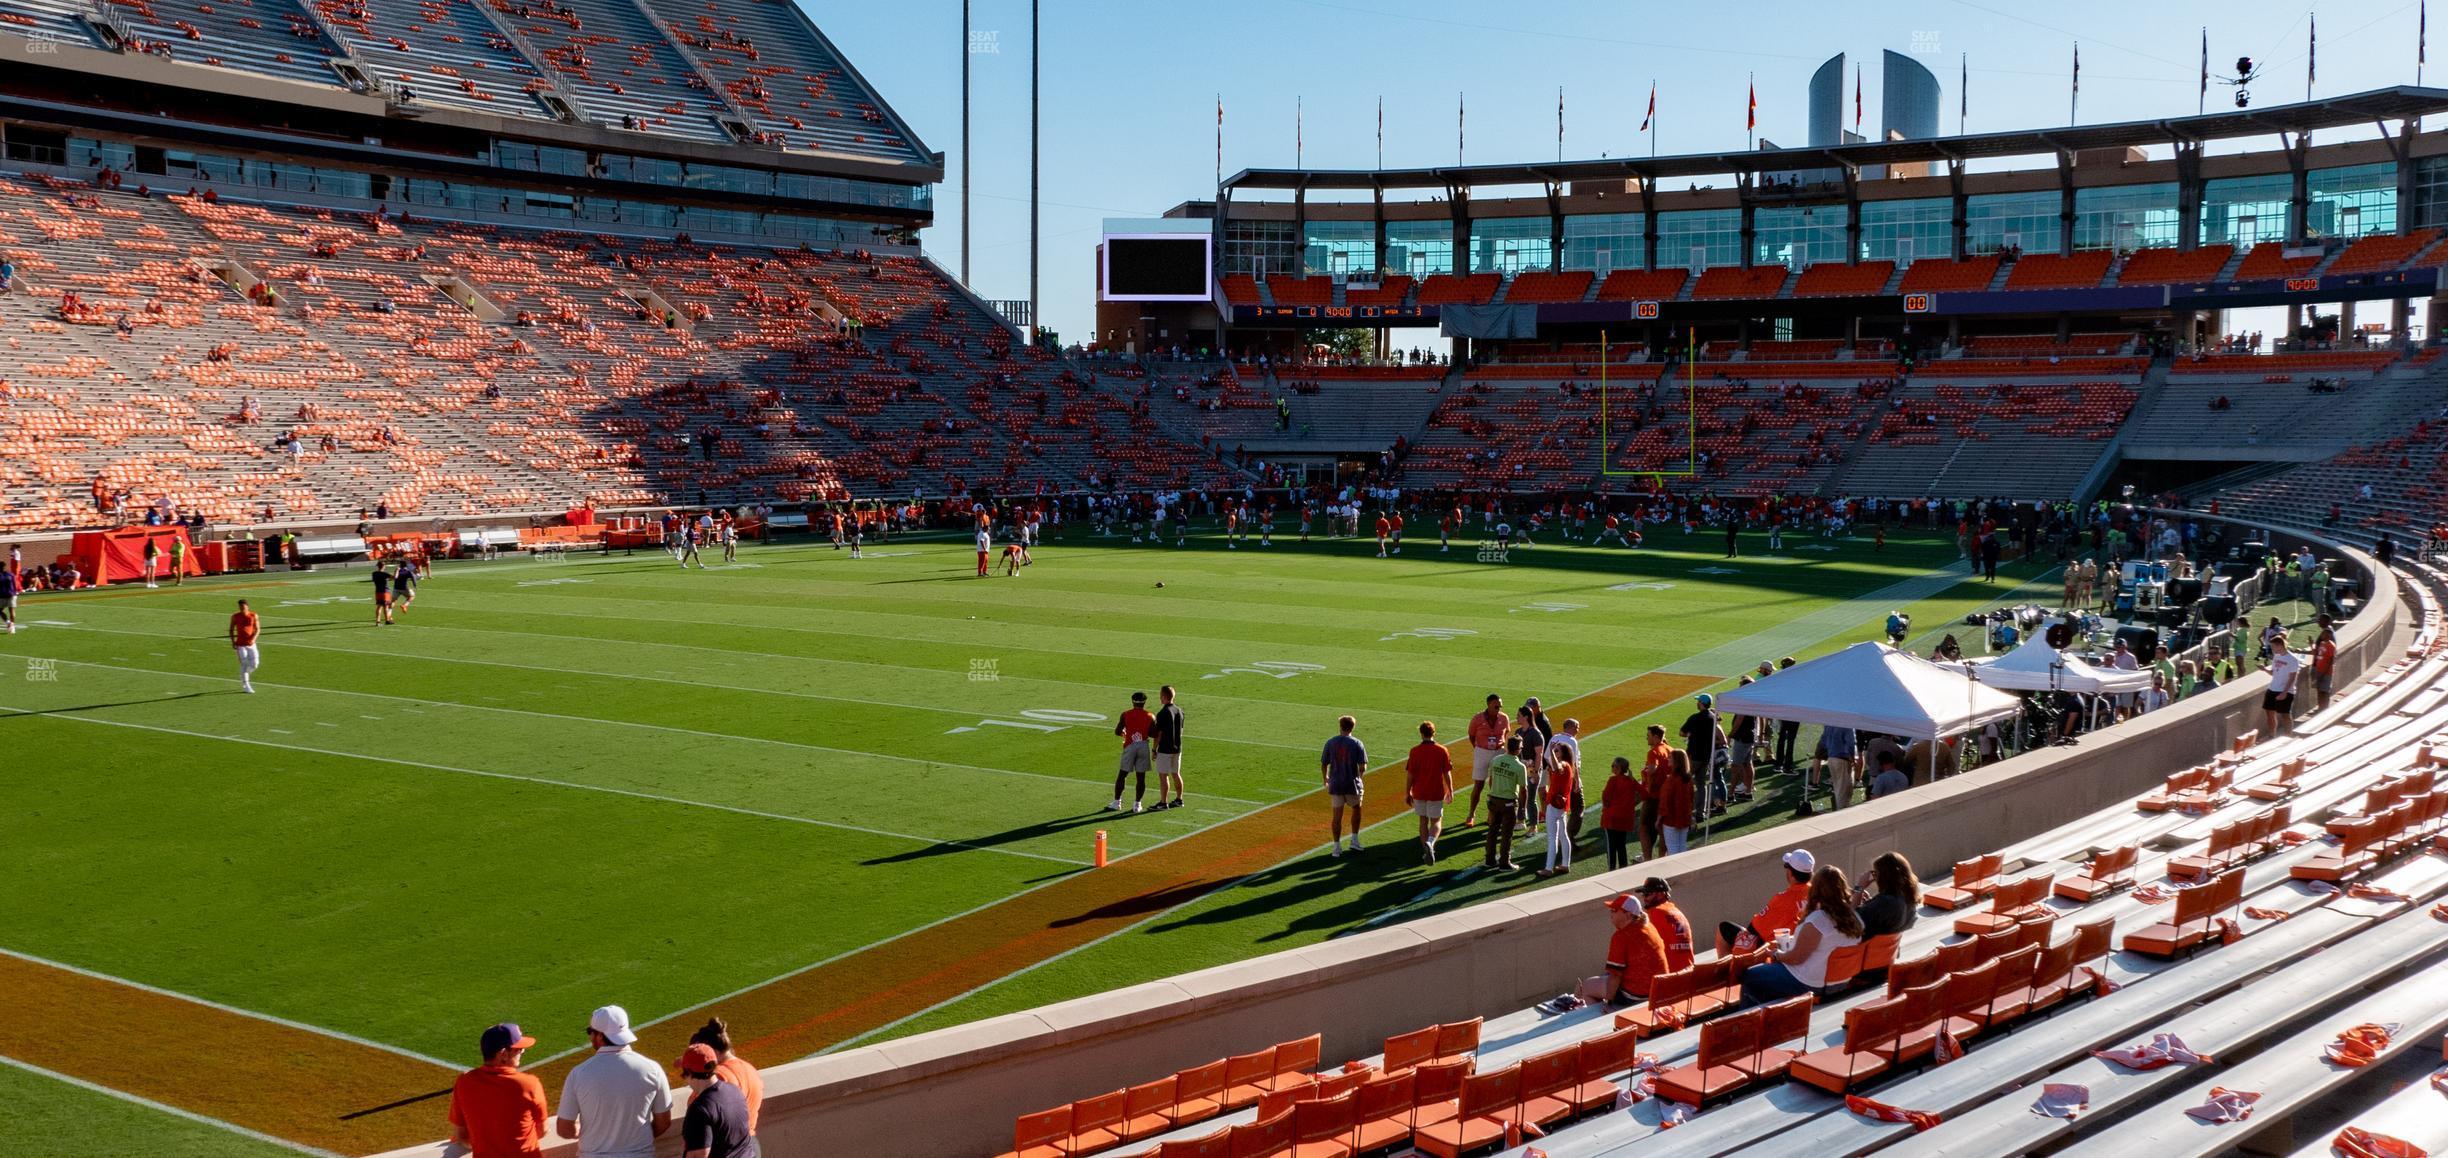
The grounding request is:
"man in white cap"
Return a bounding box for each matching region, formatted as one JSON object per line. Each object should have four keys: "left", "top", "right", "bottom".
{"left": 1714, "top": 849, "right": 1815, "bottom": 956}
{"left": 557, "top": 1005, "right": 672, "bottom": 1158}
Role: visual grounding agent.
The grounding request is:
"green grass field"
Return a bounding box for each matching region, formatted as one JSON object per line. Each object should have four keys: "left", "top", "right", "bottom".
{"left": 1, "top": 521, "right": 2070, "bottom": 1152}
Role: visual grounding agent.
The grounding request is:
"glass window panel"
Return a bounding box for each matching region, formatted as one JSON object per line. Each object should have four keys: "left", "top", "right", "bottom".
{"left": 1302, "top": 219, "right": 1376, "bottom": 277}
{"left": 1655, "top": 208, "right": 1741, "bottom": 271}
{"left": 2307, "top": 163, "right": 2396, "bottom": 240}
{"left": 1859, "top": 197, "right": 1953, "bottom": 263}
{"left": 1469, "top": 216, "right": 1552, "bottom": 275}
{"left": 1561, "top": 212, "right": 1644, "bottom": 272}
{"left": 1752, "top": 203, "right": 1847, "bottom": 267}
{"left": 1966, "top": 190, "right": 2061, "bottom": 255}
{"left": 2202, "top": 174, "right": 2295, "bottom": 247}
{"left": 2072, "top": 182, "right": 2178, "bottom": 251}
{"left": 1384, "top": 219, "right": 1455, "bottom": 277}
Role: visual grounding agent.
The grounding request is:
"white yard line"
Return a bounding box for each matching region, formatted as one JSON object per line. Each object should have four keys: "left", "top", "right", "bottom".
{"left": 0, "top": 704, "right": 1091, "bottom": 867}
{"left": 36, "top": 623, "right": 1322, "bottom": 755}
{"left": 0, "top": 1055, "right": 341, "bottom": 1157}
{"left": 33, "top": 656, "right": 1266, "bottom": 805}
{"left": 0, "top": 946, "right": 458, "bottom": 1070}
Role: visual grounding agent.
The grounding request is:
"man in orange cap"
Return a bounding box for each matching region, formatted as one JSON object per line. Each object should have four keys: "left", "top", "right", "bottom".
{"left": 674, "top": 1042, "right": 759, "bottom": 1158}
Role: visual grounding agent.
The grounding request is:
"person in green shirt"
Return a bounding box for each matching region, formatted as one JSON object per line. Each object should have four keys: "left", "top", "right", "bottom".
{"left": 1481, "top": 734, "right": 1528, "bottom": 871}
{"left": 168, "top": 536, "right": 187, "bottom": 586}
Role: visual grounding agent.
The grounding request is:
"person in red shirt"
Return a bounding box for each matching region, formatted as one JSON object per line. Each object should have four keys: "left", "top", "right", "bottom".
{"left": 1599, "top": 755, "right": 1644, "bottom": 870}
{"left": 1716, "top": 848, "right": 1815, "bottom": 955}
{"left": 448, "top": 1023, "right": 549, "bottom": 1158}
{"left": 1374, "top": 515, "right": 1392, "bottom": 558}
{"left": 228, "top": 599, "right": 261, "bottom": 694}
{"left": 2310, "top": 625, "right": 2338, "bottom": 712}
{"left": 1389, "top": 513, "right": 1404, "bottom": 554}
{"left": 1534, "top": 743, "right": 1577, "bottom": 879}
{"left": 1108, "top": 691, "right": 1157, "bottom": 812}
{"left": 1403, "top": 720, "right": 1455, "bottom": 866}
{"left": 1637, "top": 725, "right": 1673, "bottom": 861}
{"left": 1568, "top": 894, "right": 1670, "bottom": 1008}
{"left": 1633, "top": 877, "right": 1696, "bottom": 971}
{"left": 1656, "top": 748, "right": 1696, "bottom": 857}
{"left": 1459, "top": 693, "right": 1510, "bottom": 829}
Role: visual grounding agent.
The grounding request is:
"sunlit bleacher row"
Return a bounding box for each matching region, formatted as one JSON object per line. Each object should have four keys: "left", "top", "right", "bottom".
{"left": 0, "top": 172, "right": 1233, "bottom": 530}
{"left": 0, "top": 0, "right": 930, "bottom": 164}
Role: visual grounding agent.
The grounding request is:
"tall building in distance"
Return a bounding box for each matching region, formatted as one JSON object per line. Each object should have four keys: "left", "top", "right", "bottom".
{"left": 1778, "top": 49, "right": 1944, "bottom": 182}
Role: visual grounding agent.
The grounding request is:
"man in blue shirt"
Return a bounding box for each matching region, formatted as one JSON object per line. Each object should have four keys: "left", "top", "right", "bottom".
{"left": 1321, "top": 715, "right": 1368, "bottom": 857}
{"left": 1821, "top": 725, "right": 1859, "bottom": 812}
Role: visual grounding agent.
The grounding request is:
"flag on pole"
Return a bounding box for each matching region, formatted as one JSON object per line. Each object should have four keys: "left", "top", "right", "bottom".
{"left": 2199, "top": 28, "right": 2209, "bottom": 114}
{"left": 2308, "top": 13, "right": 2317, "bottom": 96}
{"left": 1558, "top": 85, "right": 1565, "bottom": 159}
{"left": 1640, "top": 81, "right": 1656, "bottom": 132}
{"left": 1215, "top": 94, "right": 1222, "bottom": 185}
{"left": 1457, "top": 92, "right": 1464, "bottom": 164}
{"left": 1746, "top": 75, "right": 1756, "bottom": 133}
{"left": 1959, "top": 53, "right": 1968, "bottom": 133}
{"left": 1376, "top": 96, "right": 1383, "bottom": 168}
{"left": 2423, "top": 1, "right": 2430, "bottom": 84}
{"left": 2071, "top": 42, "right": 2080, "bottom": 124}
{"left": 1854, "top": 64, "right": 1863, "bottom": 133}
{"left": 1295, "top": 95, "right": 1302, "bottom": 168}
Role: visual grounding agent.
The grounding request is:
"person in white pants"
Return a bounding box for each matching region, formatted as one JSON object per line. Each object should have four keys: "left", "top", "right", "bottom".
{"left": 1536, "top": 723, "right": 1581, "bottom": 878}
{"left": 228, "top": 599, "right": 261, "bottom": 693}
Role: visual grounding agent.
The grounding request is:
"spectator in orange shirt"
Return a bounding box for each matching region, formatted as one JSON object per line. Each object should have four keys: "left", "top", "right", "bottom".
{"left": 1403, "top": 720, "right": 1454, "bottom": 866}
{"left": 449, "top": 1023, "right": 549, "bottom": 1158}
{"left": 1374, "top": 515, "right": 1392, "bottom": 557}
{"left": 1599, "top": 755, "right": 1643, "bottom": 870}
{"left": 1564, "top": 893, "right": 1670, "bottom": 1009}
{"left": 1459, "top": 693, "right": 1510, "bottom": 829}
{"left": 687, "top": 1018, "right": 762, "bottom": 1136}
{"left": 1632, "top": 877, "right": 1696, "bottom": 970}
{"left": 1716, "top": 848, "right": 1815, "bottom": 955}
{"left": 1637, "top": 725, "right": 1673, "bottom": 861}
{"left": 227, "top": 599, "right": 260, "bottom": 693}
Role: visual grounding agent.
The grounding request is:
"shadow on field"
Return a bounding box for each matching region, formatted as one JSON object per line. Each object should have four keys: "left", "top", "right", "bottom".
{"left": 1144, "top": 844, "right": 1547, "bottom": 944}
{"left": 1048, "top": 879, "right": 1222, "bottom": 928}
{"left": 0, "top": 691, "right": 219, "bottom": 718}
{"left": 873, "top": 572, "right": 985, "bottom": 585}
{"left": 861, "top": 810, "right": 1113, "bottom": 865}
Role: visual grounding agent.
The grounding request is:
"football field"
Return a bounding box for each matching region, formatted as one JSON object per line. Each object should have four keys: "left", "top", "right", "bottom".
{"left": 0, "top": 522, "right": 2052, "bottom": 1154}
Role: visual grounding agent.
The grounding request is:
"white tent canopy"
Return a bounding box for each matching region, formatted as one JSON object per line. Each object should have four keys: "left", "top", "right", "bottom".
{"left": 1948, "top": 636, "right": 2153, "bottom": 696}
{"left": 1712, "top": 640, "right": 2024, "bottom": 741}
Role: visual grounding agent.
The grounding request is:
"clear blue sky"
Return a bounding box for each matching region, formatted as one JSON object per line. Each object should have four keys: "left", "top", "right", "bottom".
{"left": 812, "top": 1, "right": 2428, "bottom": 340}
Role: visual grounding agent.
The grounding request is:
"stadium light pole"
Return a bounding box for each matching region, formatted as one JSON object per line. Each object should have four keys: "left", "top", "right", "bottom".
{"left": 1029, "top": 0, "right": 1040, "bottom": 344}
{"left": 960, "top": 0, "right": 970, "bottom": 287}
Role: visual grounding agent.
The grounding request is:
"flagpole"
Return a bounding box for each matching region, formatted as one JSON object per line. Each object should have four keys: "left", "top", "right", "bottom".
{"left": 2423, "top": 0, "right": 2430, "bottom": 87}
{"left": 2307, "top": 13, "right": 2316, "bottom": 102}
{"left": 1747, "top": 71, "right": 1755, "bottom": 151}
{"left": 1959, "top": 53, "right": 1967, "bottom": 135}
{"left": 2070, "top": 42, "right": 2079, "bottom": 125}
{"left": 1650, "top": 79, "right": 1658, "bottom": 159}
{"left": 1296, "top": 95, "right": 1302, "bottom": 168}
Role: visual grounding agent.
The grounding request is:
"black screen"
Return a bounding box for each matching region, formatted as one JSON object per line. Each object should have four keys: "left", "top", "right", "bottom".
{"left": 1106, "top": 237, "right": 1210, "bottom": 299}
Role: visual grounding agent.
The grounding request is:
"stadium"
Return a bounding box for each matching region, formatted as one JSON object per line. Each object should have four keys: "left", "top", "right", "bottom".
{"left": 0, "top": 1, "right": 2444, "bottom": 1156}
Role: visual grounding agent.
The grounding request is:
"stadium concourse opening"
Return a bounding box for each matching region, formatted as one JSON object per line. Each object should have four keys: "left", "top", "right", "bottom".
{"left": 5, "top": 0, "right": 2448, "bottom": 1154}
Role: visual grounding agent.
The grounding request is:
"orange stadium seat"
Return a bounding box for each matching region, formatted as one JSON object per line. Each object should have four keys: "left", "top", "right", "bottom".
{"left": 1791, "top": 260, "right": 1894, "bottom": 297}
{"left": 2002, "top": 250, "right": 2112, "bottom": 290}
{"left": 1595, "top": 268, "right": 1688, "bottom": 300}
